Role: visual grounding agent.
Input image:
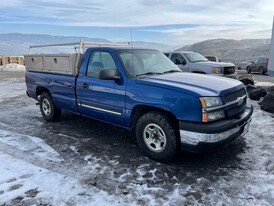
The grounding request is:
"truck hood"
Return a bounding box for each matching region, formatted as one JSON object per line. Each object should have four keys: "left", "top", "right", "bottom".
{"left": 136, "top": 73, "right": 243, "bottom": 97}
{"left": 192, "top": 61, "right": 235, "bottom": 67}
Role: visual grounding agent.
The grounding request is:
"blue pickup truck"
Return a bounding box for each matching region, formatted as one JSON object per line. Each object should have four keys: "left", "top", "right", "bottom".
{"left": 25, "top": 43, "right": 253, "bottom": 162}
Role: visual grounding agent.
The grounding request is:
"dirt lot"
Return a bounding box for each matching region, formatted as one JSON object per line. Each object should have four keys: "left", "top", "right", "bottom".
{"left": 0, "top": 71, "right": 273, "bottom": 206}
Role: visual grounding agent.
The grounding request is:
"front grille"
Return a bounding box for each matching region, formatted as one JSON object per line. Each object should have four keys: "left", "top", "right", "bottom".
{"left": 225, "top": 98, "right": 246, "bottom": 117}
{"left": 223, "top": 88, "right": 247, "bottom": 117}
{"left": 223, "top": 66, "right": 235, "bottom": 74}
{"left": 223, "top": 88, "right": 246, "bottom": 103}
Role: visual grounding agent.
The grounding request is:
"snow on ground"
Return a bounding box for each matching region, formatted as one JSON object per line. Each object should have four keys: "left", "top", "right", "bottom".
{"left": 0, "top": 129, "right": 62, "bottom": 162}
{"left": 0, "top": 78, "right": 26, "bottom": 102}
{"left": 255, "top": 81, "right": 274, "bottom": 87}
{"left": 0, "top": 66, "right": 26, "bottom": 101}
{"left": 0, "top": 64, "right": 25, "bottom": 71}
{"left": 0, "top": 152, "right": 125, "bottom": 206}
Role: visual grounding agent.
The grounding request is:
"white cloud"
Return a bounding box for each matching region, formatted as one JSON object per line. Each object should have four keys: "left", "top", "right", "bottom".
{"left": 1, "top": 0, "right": 273, "bottom": 44}
{"left": 3, "top": 0, "right": 271, "bottom": 27}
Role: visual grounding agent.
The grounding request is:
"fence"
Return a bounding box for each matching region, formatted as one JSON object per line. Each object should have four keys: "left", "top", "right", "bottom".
{"left": 0, "top": 56, "right": 24, "bottom": 66}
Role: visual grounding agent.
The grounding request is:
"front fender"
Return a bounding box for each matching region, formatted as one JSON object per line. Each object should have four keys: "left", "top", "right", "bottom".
{"left": 126, "top": 80, "right": 202, "bottom": 123}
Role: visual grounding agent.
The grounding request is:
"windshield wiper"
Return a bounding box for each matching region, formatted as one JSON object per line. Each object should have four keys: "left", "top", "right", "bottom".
{"left": 163, "top": 70, "right": 182, "bottom": 74}
{"left": 136, "top": 72, "right": 163, "bottom": 77}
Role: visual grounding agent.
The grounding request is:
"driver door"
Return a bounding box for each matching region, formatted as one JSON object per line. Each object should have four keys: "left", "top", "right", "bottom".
{"left": 76, "top": 50, "right": 126, "bottom": 126}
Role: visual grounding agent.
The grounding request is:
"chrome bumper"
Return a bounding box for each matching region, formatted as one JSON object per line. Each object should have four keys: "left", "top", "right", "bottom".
{"left": 179, "top": 105, "right": 253, "bottom": 148}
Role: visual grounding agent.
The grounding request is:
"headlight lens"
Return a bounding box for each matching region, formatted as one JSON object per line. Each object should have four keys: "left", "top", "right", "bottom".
{"left": 200, "top": 97, "right": 224, "bottom": 122}
{"left": 212, "top": 67, "right": 222, "bottom": 74}
{"left": 200, "top": 97, "right": 222, "bottom": 108}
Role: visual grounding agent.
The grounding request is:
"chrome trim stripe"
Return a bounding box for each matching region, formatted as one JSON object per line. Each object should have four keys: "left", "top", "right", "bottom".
{"left": 78, "top": 103, "right": 122, "bottom": 115}
{"left": 203, "top": 95, "right": 247, "bottom": 112}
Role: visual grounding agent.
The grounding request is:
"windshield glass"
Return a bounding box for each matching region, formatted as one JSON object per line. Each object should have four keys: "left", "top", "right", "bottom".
{"left": 184, "top": 52, "right": 209, "bottom": 63}
{"left": 118, "top": 50, "right": 181, "bottom": 77}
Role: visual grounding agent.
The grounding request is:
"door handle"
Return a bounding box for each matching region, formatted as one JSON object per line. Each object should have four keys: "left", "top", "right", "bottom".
{"left": 82, "top": 83, "right": 89, "bottom": 88}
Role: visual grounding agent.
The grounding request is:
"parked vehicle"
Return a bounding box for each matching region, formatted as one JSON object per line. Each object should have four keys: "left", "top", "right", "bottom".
{"left": 25, "top": 41, "right": 253, "bottom": 162}
{"left": 164, "top": 51, "right": 237, "bottom": 79}
{"left": 246, "top": 57, "right": 268, "bottom": 75}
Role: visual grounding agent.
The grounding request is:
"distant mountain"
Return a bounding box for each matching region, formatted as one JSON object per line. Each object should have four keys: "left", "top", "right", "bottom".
{"left": 0, "top": 34, "right": 271, "bottom": 61}
{"left": 0, "top": 40, "right": 28, "bottom": 55}
{"left": 0, "top": 33, "right": 112, "bottom": 55}
{"left": 176, "top": 38, "right": 271, "bottom": 62}
{"left": 0, "top": 33, "right": 171, "bottom": 55}
{"left": 0, "top": 33, "right": 111, "bottom": 45}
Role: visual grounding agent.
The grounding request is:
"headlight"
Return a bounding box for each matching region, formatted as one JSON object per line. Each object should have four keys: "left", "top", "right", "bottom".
{"left": 200, "top": 97, "right": 224, "bottom": 122}
{"left": 212, "top": 67, "right": 222, "bottom": 74}
{"left": 200, "top": 97, "right": 222, "bottom": 108}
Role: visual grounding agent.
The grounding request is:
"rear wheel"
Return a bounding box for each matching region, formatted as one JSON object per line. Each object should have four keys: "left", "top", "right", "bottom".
{"left": 39, "top": 92, "right": 61, "bottom": 122}
{"left": 135, "top": 111, "right": 178, "bottom": 162}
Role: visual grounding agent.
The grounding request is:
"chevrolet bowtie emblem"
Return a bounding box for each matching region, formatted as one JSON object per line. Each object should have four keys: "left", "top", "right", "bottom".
{"left": 237, "top": 96, "right": 244, "bottom": 106}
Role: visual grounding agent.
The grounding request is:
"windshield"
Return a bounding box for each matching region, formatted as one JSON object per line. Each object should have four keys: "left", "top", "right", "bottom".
{"left": 118, "top": 50, "right": 181, "bottom": 78}
{"left": 184, "top": 52, "right": 209, "bottom": 63}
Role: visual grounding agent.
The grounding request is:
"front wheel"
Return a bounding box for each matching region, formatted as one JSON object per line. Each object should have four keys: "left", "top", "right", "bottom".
{"left": 246, "top": 66, "right": 251, "bottom": 73}
{"left": 135, "top": 112, "right": 179, "bottom": 162}
{"left": 39, "top": 92, "right": 61, "bottom": 122}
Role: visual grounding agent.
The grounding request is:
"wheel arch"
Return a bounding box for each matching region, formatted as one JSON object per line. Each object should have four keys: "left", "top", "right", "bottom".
{"left": 130, "top": 105, "right": 178, "bottom": 130}
{"left": 36, "top": 86, "right": 51, "bottom": 99}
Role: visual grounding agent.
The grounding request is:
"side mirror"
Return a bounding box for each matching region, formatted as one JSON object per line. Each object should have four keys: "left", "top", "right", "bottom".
{"left": 99, "top": 69, "right": 121, "bottom": 80}
{"left": 251, "top": 61, "right": 254, "bottom": 63}
{"left": 182, "top": 60, "right": 187, "bottom": 65}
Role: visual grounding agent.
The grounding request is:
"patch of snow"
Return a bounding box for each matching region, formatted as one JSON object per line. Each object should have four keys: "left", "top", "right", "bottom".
{"left": 69, "top": 145, "right": 80, "bottom": 155}
{"left": 255, "top": 81, "right": 274, "bottom": 87}
{"left": 0, "top": 64, "right": 25, "bottom": 71}
{"left": 0, "top": 78, "right": 25, "bottom": 102}
{"left": 0, "top": 152, "right": 126, "bottom": 206}
{"left": 0, "top": 129, "right": 62, "bottom": 162}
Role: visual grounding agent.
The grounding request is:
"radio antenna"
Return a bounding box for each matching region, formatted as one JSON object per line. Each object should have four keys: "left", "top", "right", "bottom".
{"left": 131, "top": 27, "right": 134, "bottom": 76}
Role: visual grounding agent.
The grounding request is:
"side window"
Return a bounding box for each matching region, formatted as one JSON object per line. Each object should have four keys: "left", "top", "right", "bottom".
{"left": 87, "top": 51, "right": 117, "bottom": 78}
{"left": 170, "top": 53, "right": 185, "bottom": 64}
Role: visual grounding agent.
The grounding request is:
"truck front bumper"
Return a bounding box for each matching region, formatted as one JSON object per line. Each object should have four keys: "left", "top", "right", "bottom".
{"left": 179, "top": 104, "right": 253, "bottom": 153}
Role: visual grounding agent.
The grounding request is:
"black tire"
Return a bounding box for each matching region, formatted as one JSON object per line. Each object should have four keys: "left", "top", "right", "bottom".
{"left": 246, "top": 66, "right": 251, "bottom": 74}
{"left": 135, "top": 112, "right": 178, "bottom": 162}
{"left": 259, "top": 67, "right": 264, "bottom": 75}
{"left": 39, "top": 92, "right": 61, "bottom": 122}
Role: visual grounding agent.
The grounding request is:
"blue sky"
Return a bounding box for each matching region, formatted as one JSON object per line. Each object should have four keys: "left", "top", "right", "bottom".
{"left": 0, "top": 0, "right": 273, "bottom": 45}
